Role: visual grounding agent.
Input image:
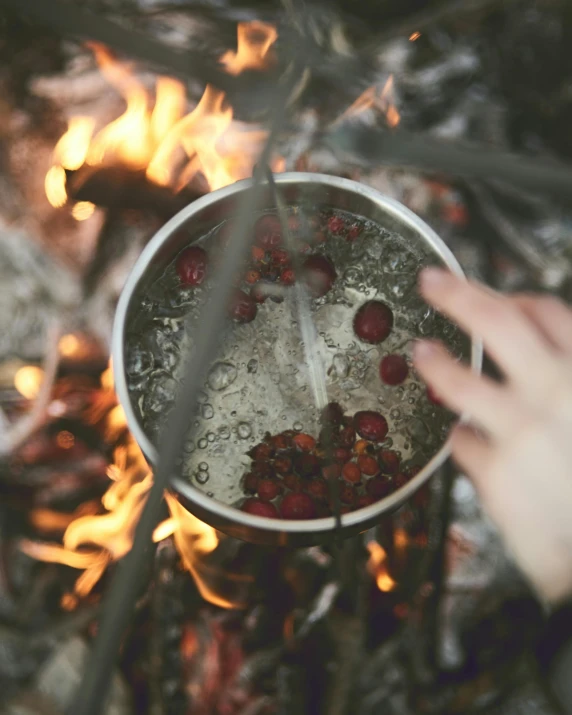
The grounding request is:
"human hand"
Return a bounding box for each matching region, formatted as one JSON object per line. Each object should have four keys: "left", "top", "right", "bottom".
{"left": 414, "top": 267, "right": 572, "bottom": 606}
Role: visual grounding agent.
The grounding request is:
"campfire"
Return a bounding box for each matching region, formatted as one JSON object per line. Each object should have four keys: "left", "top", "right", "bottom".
{"left": 2, "top": 2, "right": 569, "bottom": 713}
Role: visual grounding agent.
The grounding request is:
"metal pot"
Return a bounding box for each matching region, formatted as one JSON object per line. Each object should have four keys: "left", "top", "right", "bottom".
{"left": 113, "top": 172, "right": 482, "bottom": 546}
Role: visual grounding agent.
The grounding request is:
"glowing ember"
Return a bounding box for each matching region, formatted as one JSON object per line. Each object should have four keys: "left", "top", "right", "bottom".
{"left": 45, "top": 22, "right": 281, "bottom": 213}
{"left": 409, "top": 31, "right": 421, "bottom": 41}
{"left": 14, "top": 365, "right": 44, "bottom": 400}
{"left": 366, "top": 541, "right": 397, "bottom": 592}
{"left": 335, "top": 75, "right": 400, "bottom": 128}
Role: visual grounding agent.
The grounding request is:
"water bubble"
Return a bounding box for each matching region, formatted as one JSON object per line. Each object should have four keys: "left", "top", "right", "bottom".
{"left": 198, "top": 438, "right": 208, "bottom": 449}
{"left": 408, "top": 397, "right": 415, "bottom": 404}
{"left": 390, "top": 407, "right": 401, "bottom": 420}
{"left": 293, "top": 421, "right": 303, "bottom": 431}
{"left": 331, "top": 353, "right": 349, "bottom": 379}
{"left": 196, "top": 472, "right": 209, "bottom": 484}
{"left": 198, "top": 462, "right": 209, "bottom": 471}
{"left": 184, "top": 439, "right": 195, "bottom": 453}
{"left": 207, "top": 432, "right": 215, "bottom": 443}
{"left": 207, "top": 361, "right": 238, "bottom": 391}
{"left": 207, "top": 491, "right": 214, "bottom": 498}
{"left": 237, "top": 422, "right": 252, "bottom": 439}
{"left": 409, "top": 383, "right": 418, "bottom": 392}
{"left": 202, "top": 404, "right": 214, "bottom": 419}
{"left": 247, "top": 358, "right": 258, "bottom": 374}
{"left": 219, "top": 426, "right": 230, "bottom": 440}
{"left": 231, "top": 411, "right": 237, "bottom": 418}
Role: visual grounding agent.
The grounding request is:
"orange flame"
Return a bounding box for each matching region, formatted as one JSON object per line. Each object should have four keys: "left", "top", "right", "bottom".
{"left": 366, "top": 541, "right": 397, "bottom": 592}
{"left": 335, "top": 75, "right": 400, "bottom": 128}
{"left": 45, "top": 23, "right": 280, "bottom": 211}
{"left": 14, "top": 365, "right": 44, "bottom": 400}
{"left": 20, "top": 365, "right": 233, "bottom": 608}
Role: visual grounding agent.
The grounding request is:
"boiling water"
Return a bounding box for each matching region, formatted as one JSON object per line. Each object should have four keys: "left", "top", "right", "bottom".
{"left": 125, "top": 208, "right": 465, "bottom": 508}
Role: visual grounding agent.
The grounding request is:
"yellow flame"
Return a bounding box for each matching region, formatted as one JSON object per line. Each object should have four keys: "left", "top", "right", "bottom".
{"left": 220, "top": 21, "right": 278, "bottom": 75}
{"left": 45, "top": 166, "right": 68, "bottom": 208}
{"left": 54, "top": 116, "right": 95, "bottom": 170}
{"left": 72, "top": 201, "right": 96, "bottom": 221}
{"left": 58, "top": 334, "right": 80, "bottom": 357}
{"left": 334, "top": 75, "right": 400, "bottom": 128}
{"left": 14, "top": 365, "right": 44, "bottom": 400}
{"left": 366, "top": 541, "right": 397, "bottom": 592}
{"left": 153, "top": 517, "right": 176, "bottom": 542}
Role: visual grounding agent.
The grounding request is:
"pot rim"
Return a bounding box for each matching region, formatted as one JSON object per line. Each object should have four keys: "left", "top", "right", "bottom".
{"left": 112, "top": 172, "right": 483, "bottom": 535}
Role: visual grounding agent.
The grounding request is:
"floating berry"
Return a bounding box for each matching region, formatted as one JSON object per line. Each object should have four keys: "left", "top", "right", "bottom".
{"left": 366, "top": 477, "right": 390, "bottom": 500}
{"left": 380, "top": 354, "right": 409, "bottom": 385}
{"left": 339, "top": 425, "right": 356, "bottom": 448}
{"left": 302, "top": 255, "right": 337, "bottom": 298}
{"left": 327, "top": 215, "right": 345, "bottom": 234}
{"left": 258, "top": 478, "right": 282, "bottom": 502}
{"left": 292, "top": 433, "right": 316, "bottom": 452}
{"left": 281, "top": 492, "right": 316, "bottom": 519}
{"left": 272, "top": 432, "right": 293, "bottom": 451}
{"left": 245, "top": 269, "right": 261, "bottom": 285}
{"left": 394, "top": 473, "right": 409, "bottom": 489}
{"left": 293, "top": 452, "right": 320, "bottom": 478}
{"left": 271, "top": 248, "right": 290, "bottom": 266}
{"left": 242, "top": 498, "right": 279, "bottom": 518}
{"left": 354, "top": 439, "right": 370, "bottom": 455}
{"left": 334, "top": 447, "right": 352, "bottom": 463}
{"left": 251, "top": 461, "right": 274, "bottom": 478}
{"left": 358, "top": 454, "right": 380, "bottom": 476}
{"left": 280, "top": 268, "right": 295, "bottom": 286}
{"left": 255, "top": 215, "right": 282, "bottom": 248}
{"left": 251, "top": 245, "right": 265, "bottom": 263}
{"left": 249, "top": 442, "right": 274, "bottom": 461}
{"left": 243, "top": 472, "right": 259, "bottom": 494}
{"left": 322, "top": 463, "right": 341, "bottom": 480}
{"left": 176, "top": 246, "right": 208, "bottom": 286}
{"left": 346, "top": 224, "right": 362, "bottom": 242}
{"left": 306, "top": 478, "right": 328, "bottom": 501}
{"left": 353, "top": 300, "right": 394, "bottom": 344}
{"left": 354, "top": 411, "right": 388, "bottom": 442}
{"left": 274, "top": 455, "right": 293, "bottom": 475}
{"left": 406, "top": 465, "right": 422, "bottom": 478}
{"left": 250, "top": 284, "right": 268, "bottom": 304}
{"left": 321, "top": 401, "right": 344, "bottom": 426}
{"left": 229, "top": 289, "right": 257, "bottom": 323}
{"left": 342, "top": 462, "right": 361, "bottom": 484}
{"left": 379, "top": 449, "right": 400, "bottom": 475}
{"left": 357, "top": 495, "right": 376, "bottom": 509}
{"left": 284, "top": 473, "right": 302, "bottom": 491}
{"left": 339, "top": 483, "right": 356, "bottom": 505}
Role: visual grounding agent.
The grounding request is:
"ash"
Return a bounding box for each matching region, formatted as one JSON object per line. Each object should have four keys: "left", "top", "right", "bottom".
{"left": 1, "top": 0, "right": 571, "bottom": 713}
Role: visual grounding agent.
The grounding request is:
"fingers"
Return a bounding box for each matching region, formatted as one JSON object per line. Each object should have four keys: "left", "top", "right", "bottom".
{"left": 413, "top": 340, "right": 517, "bottom": 435}
{"left": 418, "top": 268, "right": 556, "bottom": 387}
{"left": 449, "top": 423, "right": 492, "bottom": 482}
{"left": 510, "top": 294, "right": 572, "bottom": 355}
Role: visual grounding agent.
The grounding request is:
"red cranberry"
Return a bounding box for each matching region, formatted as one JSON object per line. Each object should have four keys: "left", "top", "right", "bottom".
{"left": 426, "top": 386, "right": 443, "bottom": 406}
{"left": 306, "top": 478, "right": 328, "bottom": 501}
{"left": 292, "top": 433, "right": 316, "bottom": 452}
{"left": 354, "top": 411, "right": 388, "bottom": 442}
{"left": 250, "top": 284, "right": 268, "bottom": 304}
{"left": 229, "top": 289, "right": 257, "bottom": 323}
{"left": 339, "top": 425, "right": 356, "bottom": 448}
{"left": 357, "top": 454, "right": 380, "bottom": 476}
{"left": 271, "top": 248, "right": 290, "bottom": 265}
{"left": 248, "top": 442, "right": 274, "bottom": 461}
{"left": 406, "top": 465, "right": 422, "bottom": 478}
{"left": 346, "top": 224, "right": 362, "bottom": 242}
{"left": 342, "top": 462, "right": 361, "bottom": 484}
{"left": 284, "top": 473, "right": 302, "bottom": 491}
{"left": 354, "top": 439, "right": 370, "bottom": 456}
{"left": 334, "top": 447, "right": 352, "bottom": 463}
{"left": 281, "top": 492, "right": 316, "bottom": 519}
{"left": 321, "top": 401, "right": 344, "bottom": 426}
{"left": 245, "top": 269, "right": 261, "bottom": 285}
{"left": 251, "top": 245, "right": 265, "bottom": 263}
{"left": 380, "top": 354, "right": 409, "bottom": 385}
{"left": 339, "top": 483, "right": 356, "bottom": 505}
{"left": 379, "top": 449, "right": 400, "bottom": 475}
{"left": 255, "top": 215, "right": 282, "bottom": 248}
{"left": 251, "top": 461, "right": 274, "bottom": 478}
{"left": 272, "top": 432, "right": 293, "bottom": 451}
{"left": 322, "top": 463, "right": 341, "bottom": 480}
{"left": 394, "top": 473, "right": 409, "bottom": 489}
{"left": 327, "top": 215, "right": 345, "bottom": 234}
{"left": 366, "top": 477, "right": 390, "bottom": 500}
{"left": 274, "top": 456, "right": 292, "bottom": 475}
{"left": 302, "top": 255, "right": 337, "bottom": 298}
{"left": 357, "top": 495, "right": 376, "bottom": 508}
{"left": 353, "top": 300, "right": 394, "bottom": 344}
{"left": 176, "top": 246, "right": 208, "bottom": 286}
{"left": 242, "top": 498, "right": 279, "bottom": 518}
{"left": 242, "top": 472, "right": 259, "bottom": 494}
{"left": 293, "top": 452, "right": 320, "bottom": 478}
{"left": 258, "top": 478, "right": 282, "bottom": 502}
{"left": 281, "top": 268, "right": 295, "bottom": 286}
